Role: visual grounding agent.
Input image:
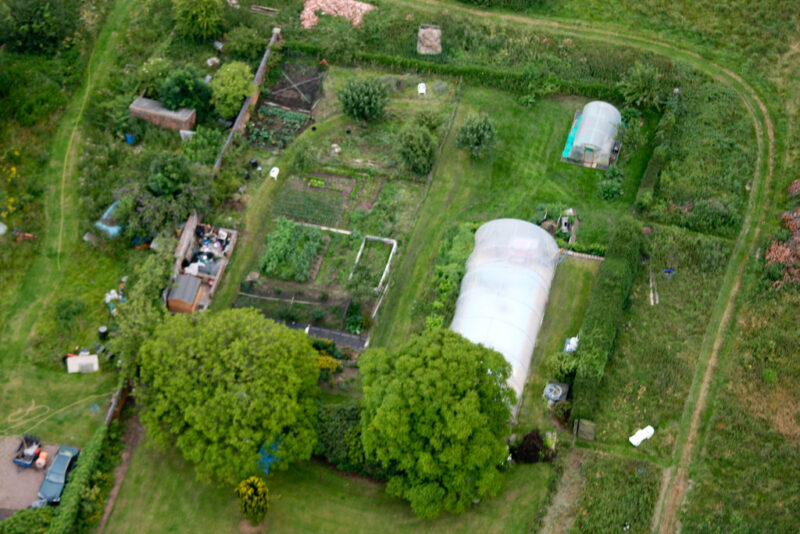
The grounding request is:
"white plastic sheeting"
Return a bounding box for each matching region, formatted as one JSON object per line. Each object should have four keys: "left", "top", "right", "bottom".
{"left": 569, "top": 101, "right": 621, "bottom": 166}
{"left": 450, "top": 219, "right": 560, "bottom": 418}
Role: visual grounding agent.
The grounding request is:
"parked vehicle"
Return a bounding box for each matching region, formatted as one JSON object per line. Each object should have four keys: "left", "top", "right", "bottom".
{"left": 12, "top": 434, "right": 41, "bottom": 470}
{"left": 38, "top": 445, "right": 81, "bottom": 504}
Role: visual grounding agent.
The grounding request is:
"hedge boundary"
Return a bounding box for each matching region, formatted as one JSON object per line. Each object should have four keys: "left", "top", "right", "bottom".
{"left": 48, "top": 425, "right": 108, "bottom": 534}
{"left": 571, "top": 218, "right": 643, "bottom": 418}
{"left": 284, "top": 41, "right": 623, "bottom": 101}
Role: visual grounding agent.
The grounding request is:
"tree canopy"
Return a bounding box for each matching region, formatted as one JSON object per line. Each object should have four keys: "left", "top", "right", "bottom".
{"left": 360, "top": 328, "right": 514, "bottom": 519}
{"left": 456, "top": 115, "right": 497, "bottom": 158}
{"left": 136, "top": 308, "right": 319, "bottom": 485}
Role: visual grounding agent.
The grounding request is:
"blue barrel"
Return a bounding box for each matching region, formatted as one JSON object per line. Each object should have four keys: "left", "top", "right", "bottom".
{"left": 125, "top": 133, "right": 135, "bottom": 145}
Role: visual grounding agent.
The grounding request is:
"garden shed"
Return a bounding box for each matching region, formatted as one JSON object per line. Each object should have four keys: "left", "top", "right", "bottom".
{"left": 567, "top": 101, "right": 621, "bottom": 168}
{"left": 450, "top": 219, "right": 560, "bottom": 419}
{"left": 167, "top": 274, "right": 201, "bottom": 314}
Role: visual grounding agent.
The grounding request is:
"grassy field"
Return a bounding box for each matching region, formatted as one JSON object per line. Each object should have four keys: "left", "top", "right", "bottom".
{"left": 372, "top": 88, "right": 653, "bottom": 349}
{"left": 585, "top": 227, "right": 733, "bottom": 458}
{"left": 570, "top": 452, "right": 661, "bottom": 534}
{"left": 679, "top": 287, "right": 800, "bottom": 532}
{"left": 105, "top": 437, "right": 552, "bottom": 534}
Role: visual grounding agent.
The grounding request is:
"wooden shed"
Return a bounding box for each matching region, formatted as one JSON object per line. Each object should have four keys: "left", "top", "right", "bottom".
{"left": 167, "top": 275, "right": 202, "bottom": 314}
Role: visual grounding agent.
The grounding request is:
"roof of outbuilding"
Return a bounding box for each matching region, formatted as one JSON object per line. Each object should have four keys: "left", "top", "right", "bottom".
{"left": 168, "top": 275, "right": 201, "bottom": 304}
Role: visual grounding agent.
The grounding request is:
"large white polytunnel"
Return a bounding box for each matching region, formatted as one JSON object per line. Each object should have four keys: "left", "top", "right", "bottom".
{"left": 450, "top": 219, "right": 560, "bottom": 419}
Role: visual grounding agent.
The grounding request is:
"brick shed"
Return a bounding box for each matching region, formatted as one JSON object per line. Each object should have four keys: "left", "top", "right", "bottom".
{"left": 129, "top": 97, "right": 196, "bottom": 131}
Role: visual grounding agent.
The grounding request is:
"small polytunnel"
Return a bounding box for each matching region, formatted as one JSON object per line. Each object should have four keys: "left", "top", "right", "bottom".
{"left": 449, "top": 219, "right": 560, "bottom": 419}
{"left": 569, "top": 101, "right": 621, "bottom": 167}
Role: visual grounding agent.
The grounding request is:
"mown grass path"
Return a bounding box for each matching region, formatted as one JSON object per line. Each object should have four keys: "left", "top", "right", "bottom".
{"left": 0, "top": 0, "right": 133, "bottom": 357}
{"left": 384, "top": 1, "right": 778, "bottom": 531}
{"left": 0, "top": 0, "right": 134, "bottom": 441}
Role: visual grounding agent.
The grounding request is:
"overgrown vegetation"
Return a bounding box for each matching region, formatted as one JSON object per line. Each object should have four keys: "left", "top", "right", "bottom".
{"left": 571, "top": 453, "right": 660, "bottom": 533}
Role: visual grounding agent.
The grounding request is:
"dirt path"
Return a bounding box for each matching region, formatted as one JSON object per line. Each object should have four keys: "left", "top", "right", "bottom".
{"left": 390, "top": 2, "right": 777, "bottom": 532}
{"left": 97, "top": 417, "right": 144, "bottom": 534}
{"left": 539, "top": 450, "right": 585, "bottom": 534}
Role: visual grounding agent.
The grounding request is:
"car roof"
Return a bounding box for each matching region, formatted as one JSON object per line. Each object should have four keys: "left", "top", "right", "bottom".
{"left": 55, "top": 445, "right": 80, "bottom": 457}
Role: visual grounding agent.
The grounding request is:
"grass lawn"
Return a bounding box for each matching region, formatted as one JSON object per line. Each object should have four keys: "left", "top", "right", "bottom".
{"left": 106, "top": 438, "right": 553, "bottom": 534}
{"left": 372, "top": 87, "right": 654, "bottom": 350}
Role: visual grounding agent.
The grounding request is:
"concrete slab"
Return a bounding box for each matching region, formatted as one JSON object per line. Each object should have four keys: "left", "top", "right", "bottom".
{"left": 0, "top": 437, "right": 60, "bottom": 514}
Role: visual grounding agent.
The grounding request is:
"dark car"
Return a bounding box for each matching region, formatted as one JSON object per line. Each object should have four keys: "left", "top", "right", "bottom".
{"left": 38, "top": 445, "right": 80, "bottom": 504}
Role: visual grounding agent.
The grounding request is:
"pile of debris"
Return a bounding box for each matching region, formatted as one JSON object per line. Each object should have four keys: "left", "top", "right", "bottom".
{"left": 301, "top": 0, "right": 376, "bottom": 29}
{"left": 417, "top": 24, "right": 442, "bottom": 55}
{"left": 765, "top": 206, "right": 800, "bottom": 286}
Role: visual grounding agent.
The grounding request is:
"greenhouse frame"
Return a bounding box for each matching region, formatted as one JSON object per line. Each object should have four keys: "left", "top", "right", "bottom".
{"left": 567, "top": 101, "right": 622, "bottom": 168}
{"left": 450, "top": 219, "right": 560, "bottom": 419}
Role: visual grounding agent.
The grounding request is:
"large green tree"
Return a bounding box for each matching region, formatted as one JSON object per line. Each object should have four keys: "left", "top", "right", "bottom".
{"left": 360, "top": 329, "right": 514, "bottom": 519}
{"left": 136, "top": 308, "right": 319, "bottom": 484}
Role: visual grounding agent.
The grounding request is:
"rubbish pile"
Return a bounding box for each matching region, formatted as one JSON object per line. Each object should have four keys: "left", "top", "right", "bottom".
{"left": 417, "top": 24, "right": 442, "bottom": 55}
{"left": 300, "top": 0, "right": 376, "bottom": 29}
{"left": 182, "top": 225, "right": 233, "bottom": 277}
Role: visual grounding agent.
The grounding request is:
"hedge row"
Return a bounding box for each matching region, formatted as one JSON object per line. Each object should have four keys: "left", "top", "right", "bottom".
{"left": 313, "top": 403, "right": 389, "bottom": 480}
{"left": 571, "top": 219, "right": 644, "bottom": 418}
{"left": 555, "top": 238, "right": 607, "bottom": 257}
{"left": 48, "top": 425, "right": 108, "bottom": 534}
{"left": 285, "top": 41, "right": 623, "bottom": 101}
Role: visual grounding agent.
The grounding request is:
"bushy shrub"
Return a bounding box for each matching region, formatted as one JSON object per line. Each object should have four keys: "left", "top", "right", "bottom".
{"left": 456, "top": 115, "right": 497, "bottom": 158}
{"left": 685, "top": 198, "right": 741, "bottom": 234}
{"left": 115, "top": 177, "right": 212, "bottom": 238}
{"left": 158, "top": 66, "right": 213, "bottom": 115}
{"left": 210, "top": 61, "right": 254, "bottom": 119}
{"left": 396, "top": 124, "right": 436, "bottom": 175}
{"left": 1, "top": 0, "right": 79, "bottom": 53}
{"left": 172, "top": 0, "right": 223, "bottom": 40}
{"left": 511, "top": 429, "right": 555, "bottom": 463}
{"left": 597, "top": 165, "right": 625, "bottom": 201}
{"left": 234, "top": 476, "right": 269, "bottom": 526}
{"left": 314, "top": 403, "right": 389, "bottom": 478}
{"left": 181, "top": 126, "right": 224, "bottom": 165}
{"left": 146, "top": 153, "right": 193, "bottom": 196}
{"left": 414, "top": 109, "right": 444, "bottom": 133}
{"left": 597, "top": 179, "right": 623, "bottom": 201}
{"left": 618, "top": 61, "right": 666, "bottom": 110}
{"left": 138, "top": 57, "right": 173, "bottom": 93}
{"left": 226, "top": 25, "right": 265, "bottom": 63}
{"left": 338, "top": 78, "right": 388, "bottom": 122}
